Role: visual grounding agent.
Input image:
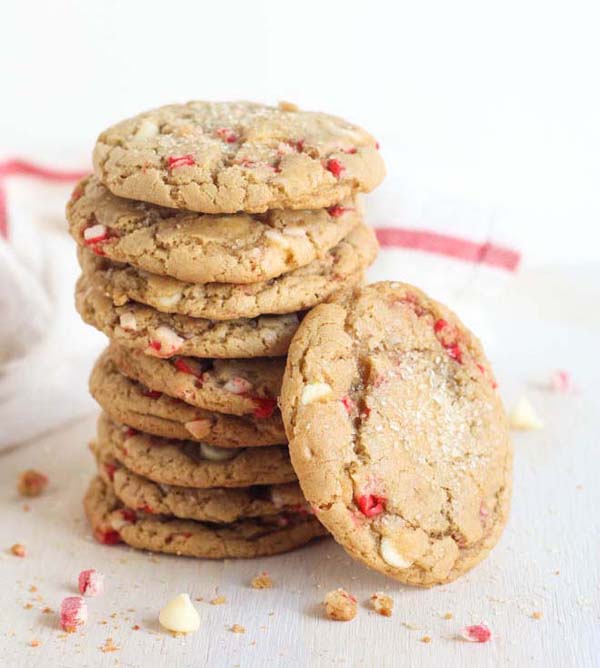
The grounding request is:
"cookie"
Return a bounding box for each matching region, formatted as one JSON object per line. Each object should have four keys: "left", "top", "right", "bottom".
{"left": 69, "top": 176, "right": 360, "bottom": 284}
{"left": 97, "top": 413, "right": 296, "bottom": 488}
{"left": 94, "top": 443, "right": 308, "bottom": 523}
{"left": 281, "top": 281, "right": 512, "bottom": 587}
{"left": 76, "top": 275, "right": 299, "bottom": 359}
{"left": 92, "top": 100, "right": 384, "bottom": 214}
{"left": 108, "top": 343, "right": 283, "bottom": 418}
{"left": 78, "top": 223, "right": 377, "bottom": 320}
{"left": 90, "top": 351, "right": 286, "bottom": 447}
{"left": 84, "top": 477, "right": 327, "bottom": 558}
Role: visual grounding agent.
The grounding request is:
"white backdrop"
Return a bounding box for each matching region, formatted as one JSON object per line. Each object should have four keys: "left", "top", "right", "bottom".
{"left": 2, "top": 0, "right": 600, "bottom": 263}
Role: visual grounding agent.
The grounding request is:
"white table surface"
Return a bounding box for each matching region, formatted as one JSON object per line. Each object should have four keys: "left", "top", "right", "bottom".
{"left": 1, "top": 263, "right": 599, "bottom": 668}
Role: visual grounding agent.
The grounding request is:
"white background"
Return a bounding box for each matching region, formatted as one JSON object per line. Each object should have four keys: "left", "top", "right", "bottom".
{"left": 2, "top": 0, "right": 600, "bottom": 263}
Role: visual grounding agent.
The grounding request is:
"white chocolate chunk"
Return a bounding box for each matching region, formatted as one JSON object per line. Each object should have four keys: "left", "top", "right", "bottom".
{"left": 119, "top": 312, "right": 137, "bottom": 332}
{"left": 159, "top": 593, "right": 200, "bottom": 634}
{"left": 155, "top": 293, "right": 182, "bottom": 309}
{"left": 264, "top": 229, "right": 291, "bottom": 248}
{"left": 380, "top": 537, "right": 413, "bottom": 569}
{"left": 134, "top": 119, "right": 159, "bottom": 140}
{"left": 301, "top": 382, "right": 333, "bottom": 405}
{"left": 509, "top": 396, "right": 543, "bottom": 431}
{"left": 200, "top": 443, "right": 238, "bottom": 461}
{"left": 223, "top": 377, "right": 253, "bottom": 395}
{"left": 185, "top": 419, "right": 212, "bottom": 439}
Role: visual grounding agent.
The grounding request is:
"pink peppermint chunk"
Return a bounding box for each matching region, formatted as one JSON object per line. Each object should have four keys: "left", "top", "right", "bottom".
{"left": 60, "top": 596, "right": 88, "bottom": 633}
{"left": 78, "top": 569, "right": 104, "bottom": 597}
{"left": 459, "top": 624, "right": 492, "bottom": 643}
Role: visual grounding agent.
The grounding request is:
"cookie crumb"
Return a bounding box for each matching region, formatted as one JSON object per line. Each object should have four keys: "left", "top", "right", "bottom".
{"left": 323, "top": 588, "right": 357, "bottom": 622}
{"left": 10, "top": 543, "right": 26, "bottom": 557}
{"left": 42, "top": 607, "right": 53, "bottom": 614}
{"left": 509, "top": 396, "right": 543, "bottom": 431}
{"left": 18, "top": 470, "right": 48, "bottom": 497}
{"left": 278, "top": 101, "right": 299, "bottom": 112}
{"left": 231, "top": 624, "right": 246, "bottom": 634}
{"left": 531, "top": 611, "right": 544, "bottom": 620}
{"left": 458, "top": 624, "right": 492, "bottom": 643}
{"left": 370, "top": 592, "right": 393, "bottom": 617}
{"left": 23, "top": 603, "right": 33, "bottom": 610}
{"left": 421, "top": 635, "right": 432, "bottom": 643}
{"left": 29, "top": 639, "right": 41, "bottom": 648}
{"left": 100, "top": 637, "right": 119, "bottom": 653}
{"left": 443, "top": 612, "right": 454, "bottom": 620}
{"left": 132, "top": 624, "right": 141, "bottom": 630}
{"left": 210, "top": 595, "right": 227, "bottom": 606}
{"left": 250, "top": 572, "right": 273, "bottom": 589}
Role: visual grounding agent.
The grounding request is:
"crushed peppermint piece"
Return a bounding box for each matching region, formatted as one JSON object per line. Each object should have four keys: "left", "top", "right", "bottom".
{"left": 550, "top": 370, "right": 572, "bottom": 392}
{"left": 370, "top": 592, "right": 393, "bottom": 617}
{"left": 83, "top": 224, "right": 109, "bottom": 245}
{"left": 167, "top": 155, "right": 195, "bottom": 170}
{"left": 223, "top": 377, "right": 254, "bottom": 395}
{"left": 250, "top": 572, "right": 273, "bottom": 589}
{"left": 324, "top": 589, "right": 357, "bottom": 621}
{"left": 78, "top": 569, "right": 104, "bottom": 597}
{"left": 151, "top": 325, "right": 184, "bottom": 356}
{"left": 253, "top": 396, "right": 277, "bottom": 419}
{"left": 214, "top": 127, "right": 239, "bottom": 143}
{"left": 356, "top": 493, "right": 386, "bottom": 518}
{"left": 326, "top": 158, "right": 345, "bottom": 178}
{"left": 60, "top": 596, "right": 87, "bottom": 633}
{"left": 159, "top": 593, "right": 200, "bottom": 634}
{"left": 327, "top": 204, "right": 353, "bottom": 217}
{"left": 459, "top": 624, "right": 492, "bottom": 643}
{"left": 18, "top": 470, "right": 48, "bottom": 497}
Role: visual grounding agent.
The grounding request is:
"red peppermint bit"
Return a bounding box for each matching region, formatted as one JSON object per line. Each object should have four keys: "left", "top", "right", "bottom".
{"left": 459, "top": 624, "right": 492, "bottom": 643}
{"left": 356, "top": 493, "right": 386, "bottom": 518}
{"left": 341, "top": 396, "right": 355, "bottom": 415}
{"left": 142, "top": 388, "right": 162, "bottom": 399}
{"left": 125, "top": 427, "right": 138, "bottom": 438}
{"left": 214, "top": 127, "right": 239, "bottom": 143}
{"left": 341, "top": 147, "right": 357, "bottom": 154}
{"left": 253, "top": 397, "right": 277, "bottom": 419}
{"left": 138, "top": 504, "right": 154, "bottom": 514}
{"left": 326, "top": 158, "right": 345, "bottom": 178}
{"left": 477, "top": 363, "right": 485, "bottom": 375}
{"left": 104, "top": 462, "right": 117, "bottom": 482}
{"left": 149, "top": 340, "right": 162, "bottom": 352}
{"left": 446, "top": 343, "right": 463, "bottom": 363}
{"left": 173, "top": 357, "right": 203, "bottom": 378}
{"left": 375, "top": 141, "right": 380, "bottom": 150}
{"left": 120, "top": 508, "right": 137, "bottom": 524}
{"left": 71, "top": 184, "right": 84, "bottom": 201}
{"left": 479, "top": 502, "right": 489, "bottom": 518}
{"left": 550, "top": 370, "right": 572, "bottom": 392}
{"left": 78, "top": 569, "right": 104, "bottom": 597}
{"left": 362, "top": 406, "right": 372, "bottom": 418}
{"left": 434, "top": 318, "right": 448, "bottom": 334}
{"left": 167, "top": 154, "right": 195, "bottom": 170}
{"left": 60, "top": 596, "right": 87, "bottom": 633}
{"left": 327, "top": 205, "right": 353, "bottom": 218}
{"left": 287, "top": 139, "right": 305, "bottom": 152}
{"left": 94, "top": 528, "right": 121, "bottom": 545}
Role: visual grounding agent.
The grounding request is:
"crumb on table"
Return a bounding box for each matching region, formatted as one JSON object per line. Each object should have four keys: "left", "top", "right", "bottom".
{"left": 370, "top": 592, "right": 393, "bottom": 617}
{"left": 324, "top": 588, "right": 357, "bottom": 622}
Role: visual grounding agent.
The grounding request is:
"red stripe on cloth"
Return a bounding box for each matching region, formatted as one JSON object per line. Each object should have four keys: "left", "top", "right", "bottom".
{"left": 375, "top": 227, "right": 520, "bottom": 272}
{"left": 0, "top": 159, "right": 89, "bottom": 239}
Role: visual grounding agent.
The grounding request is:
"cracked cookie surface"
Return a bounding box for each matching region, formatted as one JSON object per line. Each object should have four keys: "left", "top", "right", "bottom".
{"left": 94, "top": 441, "right": 308, "bottom": 523}
{"left": 84, "top": 477, "right": 326, "bottom": 558}
{"left": 90, "top": 350, "right": 286, "bottom": 447}
{"left": 97, "top": 413, "right": 296, "bottom": 488}
{"left": 108, "top": 343, "right": 283, "bottom": 418}
{"left": 281, "top": 281, "right": 512, "bottom": 586}
{"left": 78, "top": 223, "right": 377, "bottom": 320}
{"left": 69, "top": 176, "right": 360, "bottom": 284}
{"left": 76, "top": 275, "right": 300, "bottom": 358}
{"left": 92, "top": 100, "right": 384, "bottom": 214}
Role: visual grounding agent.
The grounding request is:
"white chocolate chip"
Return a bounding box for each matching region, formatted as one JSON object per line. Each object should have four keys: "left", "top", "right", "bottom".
{"left": 134, "top": 119, "right": 159, "bottom": 140}
{"left": 282, "top": 226, "right": 308, "bottom": 238}
{"left": 185, "top": 419, "right": 212, "bottom": 439}
{"left": 301, "top": 382, "right": 333, "bottom": 405}
{"left": 155, "top": 293, "right": 182, "bottom": 309}
{"left": 380, "top": 537, "right": 414, "bottom": 569}
{"left": 158, "top": 594, "right": 200, "bottom": 634}
{"left": 119, "top": 312, "right": 137, "bottom": 332}
{"left": 509, "top": 396, "right": 543, "bottom": 431}
{"left": 223, "top": 377, "right": 254, "bottom": 395}
{"left": 83, "top": 224, "right": 107, "bottom": 241}
{"left": 153, "top": 325, "right": 184, "bottom": 354}
{"left": 200, "top": 443, "right": 238, "bottom": 461}
{"left": 264, "top": 229, "right": 291, "bottom": 248}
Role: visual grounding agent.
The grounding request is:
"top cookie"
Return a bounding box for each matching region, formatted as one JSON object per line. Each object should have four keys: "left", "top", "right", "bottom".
{"left": 68, "top": 175, "right": 360, "bottom": 284}
{"left": 92, "top": 101, "right": 385, "bottom": 213}
{"left": 281, "top": 282, "right": 512, "bottom": 587}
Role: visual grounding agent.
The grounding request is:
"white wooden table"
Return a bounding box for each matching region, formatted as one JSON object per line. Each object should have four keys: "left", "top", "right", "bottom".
{"left": 1, "top": 264, "right": 599, "bottom": 667}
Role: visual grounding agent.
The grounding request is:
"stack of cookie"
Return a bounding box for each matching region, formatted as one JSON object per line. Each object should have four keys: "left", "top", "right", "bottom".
{"left": 68, "top": 101, "right": 385, "bottom": 559}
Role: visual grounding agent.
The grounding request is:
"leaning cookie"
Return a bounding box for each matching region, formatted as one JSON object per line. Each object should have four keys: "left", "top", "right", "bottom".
{"left": 85, "top": 477, "right": 327, "bottom": 557}
{"left": 76, "top": 275, "right": 300, "bottom": 359}
{"left": 92, "top": 100, "right": 384, "bottom": 214}
{"left": 78, "top": 223, "right": 377, "bottom": 320}
{"left": 94, "top": 444, "right": 308, "bottom": 524}
{"left": 90, "top": 351, "right": 286, "bottom": 447}
{"left": 108, "top": 343, "right": 282, "bottom": 418}
{"left": 97, "top": 414, "right": 296, "bottom": 488}
{"left": 281, "top": 281, "right": 512, "bottom": 587}
{"left": 69, "top": 176, "right": 360, "bottom": 284}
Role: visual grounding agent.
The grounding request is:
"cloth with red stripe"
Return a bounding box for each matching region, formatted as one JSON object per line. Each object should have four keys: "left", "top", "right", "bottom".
{"left": 0, "top": 161, "right": 519, "bottom": 450}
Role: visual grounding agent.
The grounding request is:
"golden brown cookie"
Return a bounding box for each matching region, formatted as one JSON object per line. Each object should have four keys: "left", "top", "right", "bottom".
{"left": 76, "top": 275, "right": 300, "bottom": 359}
{"left": 108, "top": 343, "right": 282, "bottom": 418}
{"left": 281, "top": 281, "right": 512, "bottom": 587}
{"left": 94, "top": 442, "right": 308, "bottom": 524}
{"left": 84, "top": 477, "right": 327, "bottom": 557}
{"left": 92, "top": 101, "right": 384, "bottom": 214}
{"left": 90, "top": 350, "right": 286, "bottom": 447}
{"left": 78, "top": 223, "right": 377, "bottom": 320}
{"left": 97, "top": 413, "right": 296, "bottom": 488}
{"left": 69, "top": 176, "right": 360, "bottom": 284}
